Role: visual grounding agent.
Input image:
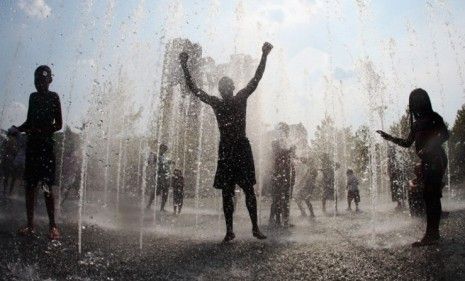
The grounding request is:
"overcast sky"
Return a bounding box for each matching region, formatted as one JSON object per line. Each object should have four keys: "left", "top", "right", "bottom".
{"left": 0, "top": 0, "right": 464, "bottom": 138}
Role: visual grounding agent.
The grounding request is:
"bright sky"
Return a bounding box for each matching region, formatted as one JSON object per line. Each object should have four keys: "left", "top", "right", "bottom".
{"left": 0, "top": 0, "right": 464, "bottom": 138}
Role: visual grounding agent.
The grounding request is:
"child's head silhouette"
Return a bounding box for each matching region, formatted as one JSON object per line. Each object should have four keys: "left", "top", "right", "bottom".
{"left": 218, "top": 76, "right": 235, "bottom": 99}
{"left": 409, "top": 88, "right": 432, "bottom": 119}
{"left": 34, "top": 65, "right": 52, "bottom": 93}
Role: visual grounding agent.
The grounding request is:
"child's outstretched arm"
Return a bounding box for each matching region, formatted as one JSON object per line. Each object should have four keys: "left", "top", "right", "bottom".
{"left": 376, "top": 129, "right": 414, "bottom": 148}
{"left": 179, "top": 52, "right": 219, "bottom": 106}
{"left": 236, "top": 42, "right": 273, "bottom": 99}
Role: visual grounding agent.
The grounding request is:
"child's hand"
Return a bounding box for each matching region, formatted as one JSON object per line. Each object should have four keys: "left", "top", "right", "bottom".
{"left": 376, "top": 130, "right": 391, "bottom": 140}
{"left": 262, "top": 42, "right": 273, "bottom": 55}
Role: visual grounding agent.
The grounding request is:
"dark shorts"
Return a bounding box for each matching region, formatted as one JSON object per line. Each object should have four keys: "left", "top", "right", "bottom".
{"left": 173, "top": 190, "right": 183, "bottom": 205}
{"left": 214, "top": 138, "right": 256, "bottom": 190}
{"left": 156, "top": 179, "right": 169, "bottom": 195}
{"left": 323, "top": 187, "right": 334, "bottom": 200}
{"left": 348, "top": 190, "right": 360, "bottom": 203}
{"left": 24, "top": 137, "right": 56, "bottom": 186}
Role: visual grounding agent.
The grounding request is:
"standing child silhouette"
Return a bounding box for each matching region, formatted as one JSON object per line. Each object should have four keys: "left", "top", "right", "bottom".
{"left": 377, "top": 88, "right": 448, "bottom": 247}
{"left": 11, "top": 65, "right": 62, "bottom": 240}
{"left": 180, "top": 42, "right": 272, "bottom": 242}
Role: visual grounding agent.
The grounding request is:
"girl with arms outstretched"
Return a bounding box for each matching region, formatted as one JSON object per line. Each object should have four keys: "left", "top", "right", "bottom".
{"left": 377, "top": 88, "right": 448, "bottom": 247}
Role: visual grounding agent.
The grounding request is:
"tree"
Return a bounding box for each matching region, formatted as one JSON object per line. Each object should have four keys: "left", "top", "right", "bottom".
{"left": 311, "top": 115, "right": 336, "bottom": 162}
{"left": 351, "top": 125, "right": 370, "bottom": 179}
{"left": 450, "top": 104, "right": 465, "bottom": 188}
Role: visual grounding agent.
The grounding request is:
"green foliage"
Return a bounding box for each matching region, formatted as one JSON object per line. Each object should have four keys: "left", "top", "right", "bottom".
{"left": 311, "top": 115, "right": 335, "bottom": 160}
{"left": 310, "top": 116, "right": 369, "bottom": 182}
{"left": 450, "top": 104, "right": 465, "bottom": 186}
{"left": 352, "top": 125, "right": 370, "bottom": 177}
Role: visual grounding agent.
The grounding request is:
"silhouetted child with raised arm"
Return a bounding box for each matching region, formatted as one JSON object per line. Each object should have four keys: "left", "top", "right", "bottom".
{"left": 346, "top": 169, "right": 360, "bottom": 212}
{"left": 179, "top": 42, "right": 272, "bottom": 242}
{"left": 172, "top": 169, "right": 184, "bottom": 215}
{"left": 377, "top": 88, "right": 448, "bottom": 247}
{"left": 10, "top": 65, "right": 62, "bottom": 240}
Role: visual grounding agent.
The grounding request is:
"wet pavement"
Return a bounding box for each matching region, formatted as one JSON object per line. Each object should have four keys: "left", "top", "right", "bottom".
{"left": 1, "top": 194, "right": 465, "bottom": 280}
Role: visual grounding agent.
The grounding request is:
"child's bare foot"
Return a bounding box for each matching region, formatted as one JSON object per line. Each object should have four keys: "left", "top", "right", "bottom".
{"left": 222, "top": 232, "right": 235, "bottom": 243}
{"left": 18, "top": 226, "right": 35, "bottom": 236}
{"left": 252, "top": 229, "right": 267, "bottom": 240}
{"left": 412, "top": 236, "right": 439, "bottom": 247}
{"left": 49, "top": 227, "right": 61, "bottom": 240}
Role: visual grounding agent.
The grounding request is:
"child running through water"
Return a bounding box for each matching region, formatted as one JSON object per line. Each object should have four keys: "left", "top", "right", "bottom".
{"left": 377, "top": 88, "right": 448, "bottom": 247}
{"left": 346, "top": 169, "right": 360, "bottom": 212}
{"left": 294, "top": 158, "right": 316, "bottom": 218}
{"left": 10, "top": 65, "right": 62, "bottom": 240}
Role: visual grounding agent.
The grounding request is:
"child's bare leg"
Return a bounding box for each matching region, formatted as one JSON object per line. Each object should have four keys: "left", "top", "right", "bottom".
{"left": 296, "top": 199, "right": 307, "bottom": 217}
{"left": 305, "top": 199, "right": 315, "bottom": 217}
{"left": 43, "top": 186, "right": 56, "bottom": 228}
{"left": 25, "top": 181, "right": 36, "bottom": 229}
